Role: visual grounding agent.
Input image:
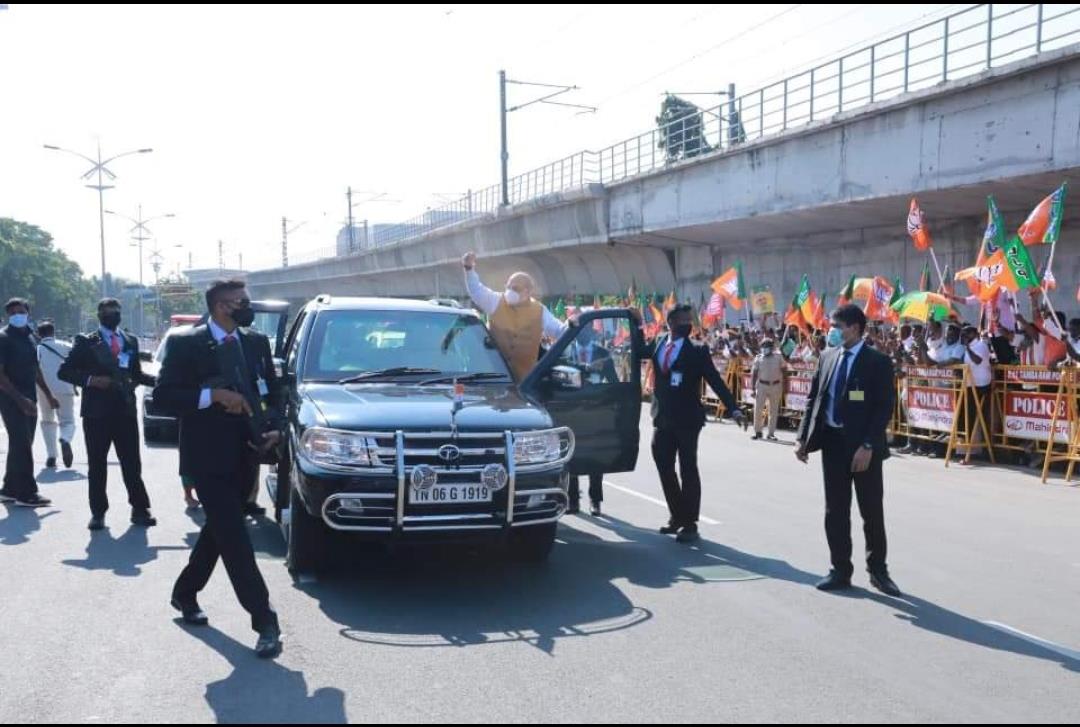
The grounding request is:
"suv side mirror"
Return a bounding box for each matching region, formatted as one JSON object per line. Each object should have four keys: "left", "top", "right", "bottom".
{"left": 551, "top": 365, "right": 583, "bottom": 390}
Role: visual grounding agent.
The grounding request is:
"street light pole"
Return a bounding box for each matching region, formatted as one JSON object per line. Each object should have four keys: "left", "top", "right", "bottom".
{"left": 105, "top": 206, "right": 175, "bottom": 333}
{"left": 43, "top": 142, "right": 153, "bottom": 298}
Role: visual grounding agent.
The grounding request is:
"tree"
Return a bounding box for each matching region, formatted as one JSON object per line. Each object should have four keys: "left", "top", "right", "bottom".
{"left": 656, "top": 95, "right": 713, "bottom": 163}
{"left": 154, "top": 274, "right": 203, "bottom": 323}
{"left": 0, "top": 218, "right": 96, "bottom": 334}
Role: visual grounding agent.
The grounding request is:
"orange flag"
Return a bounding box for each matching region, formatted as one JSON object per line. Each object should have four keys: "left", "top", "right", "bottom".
{"left": 907, "top": 198, "right": 933, "bottom": 251}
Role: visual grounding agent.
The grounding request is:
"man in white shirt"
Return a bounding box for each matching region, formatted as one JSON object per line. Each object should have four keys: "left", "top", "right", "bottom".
{"left": 929, "top": 325, "right": 965, "bottom": 366}
{"left": 461, "top": 251, "right": 566, "bottom": 381}
{"left": 962, "top": 326, "right": 993, "bottom": 459}
{"left": 35, "top": 322, "right": 77, "bottom": 469}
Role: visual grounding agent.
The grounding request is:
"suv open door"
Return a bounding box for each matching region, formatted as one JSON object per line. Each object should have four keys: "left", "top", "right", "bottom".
{"left": 520, "top": 308, "right": 643, "bottom": 474}
{"left": 249, "top": 300, "right": 290, "bottom": 359}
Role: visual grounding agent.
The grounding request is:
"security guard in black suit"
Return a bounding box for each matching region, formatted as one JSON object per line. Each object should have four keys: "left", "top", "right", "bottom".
{"left": 153, "top": 279, "right": 284, "bottom": 658}
{"left": 59, "top": 298, "right": 156, "bottom": 529}
{"left": 795, "top": 303, "right": 901, "bottom": 596}
{"left": 639, "top": 304, "right": 746, "bottom": 543}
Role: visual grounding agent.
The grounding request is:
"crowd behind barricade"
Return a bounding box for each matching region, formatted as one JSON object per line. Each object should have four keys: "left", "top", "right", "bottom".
{"left": 678, "top": 289, "right": 1080, "bottom": 473}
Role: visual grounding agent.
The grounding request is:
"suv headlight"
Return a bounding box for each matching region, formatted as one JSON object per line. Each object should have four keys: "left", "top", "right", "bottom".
{"left": 300, "top": 428, "right": 378, "bottom": 467}
{"left": 513, "top": 429, "right": 569, "bottom": 465}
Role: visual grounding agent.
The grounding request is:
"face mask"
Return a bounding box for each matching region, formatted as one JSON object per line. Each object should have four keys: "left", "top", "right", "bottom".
{"left": 8, "top": 314, "right": 28, "bottom": 329}
{"left": 826, "top": 327, "right": 844, "bottom": 348}
{"left": 230, "top": 306, "right": 255, "bottom": 328}
{"left": 504, "top": 289, "right": 523, "bottom": 306}
{"left": 671, "top": 324, "right": 692, "bottom": 340}
{"left": 99, "top": 312, "right": 121, "bottom": 330}
{"left": 762, "top": 347, "right": 774, "bottom": 356}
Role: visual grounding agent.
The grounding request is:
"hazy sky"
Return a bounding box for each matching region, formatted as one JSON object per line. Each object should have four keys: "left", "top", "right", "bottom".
{"left": 1, "top": 3, "right": 959, "bottom": 281}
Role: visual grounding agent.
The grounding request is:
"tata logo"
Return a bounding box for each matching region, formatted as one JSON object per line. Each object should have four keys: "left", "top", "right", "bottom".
{"left": 437, "top": 444, "right": 462, "bottom": 463}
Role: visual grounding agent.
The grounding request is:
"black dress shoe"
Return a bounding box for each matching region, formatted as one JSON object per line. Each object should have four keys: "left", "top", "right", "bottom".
{"left": 131, "top": 509, "right": 157, "bottom": 527}
{"left": 815, "top": 570, "right": 852, "bottom": 591}
{"left": 589, "top": 501, "right": 602, "bottom": 517}
{"left": 46, "top": 457, "right": 57, "bottom": 469}
{"left": 659, "top": 521, "right": 681, "bottom": 535}
{"left": 255, "top": 627, "right": 282, "bottom": 659}
{"left": 243, "top": 502, "right": 267, "bottom": 517}
{"left": 675, "top": 525, "right": 700, "bottom": 543}
{"left": 566, "top": 502, "right": 580, "bottom": 515}
{"left": 61, "top": 440, "right": 74, "bottom": 469}
{"left": 88, "top": 516, "right": 105, "bottom": 531}
{"left": 869, "top": 571, "right": 902, "bottom": 597}
{"left": 171, "top": 597, "right": 209, "bottom": 626}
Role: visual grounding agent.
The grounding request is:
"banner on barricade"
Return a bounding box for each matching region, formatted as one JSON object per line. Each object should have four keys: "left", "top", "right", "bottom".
{"left": 783, "top": 362, "right": 816, "bottom": 413}
{"left": 1004, "top": 391, "right": 1070, "bottom": 443}
{"left": 1003, "top": 368, "right": 1063, "bottom": 385}
{"left": 904, "top": 367, "right": 959, "bottom": 433}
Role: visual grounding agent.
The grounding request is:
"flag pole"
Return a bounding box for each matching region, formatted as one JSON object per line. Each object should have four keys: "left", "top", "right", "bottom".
{"left": 1040, "top": 243, "right": 1059, "bottom": 316}
{"left": 928, "top": 248, "right": 945, "bottom": 289}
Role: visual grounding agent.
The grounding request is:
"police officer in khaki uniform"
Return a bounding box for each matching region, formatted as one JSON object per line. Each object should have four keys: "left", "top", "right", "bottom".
{"left": 751, "top": 338, "right": 784, "bottom": 441}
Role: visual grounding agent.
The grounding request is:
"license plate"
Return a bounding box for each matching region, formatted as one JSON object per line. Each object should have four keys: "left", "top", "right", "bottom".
{"left": 410, "top": 484, "right": 492, "bottom": 504}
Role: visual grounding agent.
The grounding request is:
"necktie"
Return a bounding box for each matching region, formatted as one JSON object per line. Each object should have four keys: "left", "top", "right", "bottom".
{"left": 224, "top": 334, "right": 237, "bottom": 345}
{"left": 110, "top": 333, "right": 121, "bottom": 359}
{"left": 662, "top": 340, "right": 676, "bottom": 373}
{"left": 833, "top": 350, "right": 851, "bottom": 425}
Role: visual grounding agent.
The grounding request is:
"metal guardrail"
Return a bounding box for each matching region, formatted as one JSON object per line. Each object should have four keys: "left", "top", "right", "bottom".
{"left": 281, "top": 3, "right": 1080, "bottom": 268}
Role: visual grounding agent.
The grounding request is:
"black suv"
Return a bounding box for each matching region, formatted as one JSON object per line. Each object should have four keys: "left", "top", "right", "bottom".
{"left": 269, "top": 295, "right": 644, "bottom": 572}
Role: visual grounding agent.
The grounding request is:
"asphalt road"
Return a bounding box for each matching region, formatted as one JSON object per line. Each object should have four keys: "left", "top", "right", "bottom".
{"left": 2, "top": 411, "right": 1079, "bottom": 723}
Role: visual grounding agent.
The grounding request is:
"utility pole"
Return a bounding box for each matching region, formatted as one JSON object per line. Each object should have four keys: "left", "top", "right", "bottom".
{"left": 498, "top": 70, "right": 595, "bottom": 206}
{"left": 346, "top": 186, "right": 355, "bottom": 253}
{"left": 282, "top": 217, "right": 307, "bottom": 267}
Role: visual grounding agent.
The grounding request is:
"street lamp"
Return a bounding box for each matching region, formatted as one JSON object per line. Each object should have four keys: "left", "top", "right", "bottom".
{"left": 43, "top": 142, "right": 153, "bottom": 298}
{"left": 105, "top": 206, "right": 175, "bottom": 334}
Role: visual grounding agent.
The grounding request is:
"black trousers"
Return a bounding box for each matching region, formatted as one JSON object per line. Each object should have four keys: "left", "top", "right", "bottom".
{"left": 84, "top": 413, "right": 151, "bottom": 517}
{"left": 820, "top": 427, "right": 888, "bottom": 577}
{"left": 1, "top": 400, "right": 38, "bottom": 500}
{"left": 173, "top": 463, "right": 276, "bottom": 632}
{"left": 568, "top": 474, "right": 604, "bottom": 506}
{"left": 651, "top": 426, "right": 702, "bottom": 527}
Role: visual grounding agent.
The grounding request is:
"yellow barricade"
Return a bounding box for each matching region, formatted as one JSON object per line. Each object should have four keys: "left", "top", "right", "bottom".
{"left": 1039, "top": 367, "right": 1080, "bottom": 483}
{"left": 893, "top": 365, "right": 994, "bottom": 467}
{"left": 992, "top": 366, "right": 1065, "bottom": 463}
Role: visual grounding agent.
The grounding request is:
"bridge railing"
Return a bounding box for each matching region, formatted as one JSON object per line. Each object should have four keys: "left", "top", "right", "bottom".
{"left": 280, "top": 3, "right": 1080, "bottom": 269}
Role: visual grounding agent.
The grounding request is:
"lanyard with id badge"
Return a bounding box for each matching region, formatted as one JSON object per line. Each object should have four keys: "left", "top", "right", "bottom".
{"left": 848, "top": 377, "right": 865, "bottom": 402}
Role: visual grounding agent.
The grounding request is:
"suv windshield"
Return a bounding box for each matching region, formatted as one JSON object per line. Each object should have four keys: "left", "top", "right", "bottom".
{"left": 302, "top": 309, "right": 511, "bottom": 382}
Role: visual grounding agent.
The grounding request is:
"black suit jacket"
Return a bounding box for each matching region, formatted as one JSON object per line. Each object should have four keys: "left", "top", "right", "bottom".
{"left": 571, "top": 341, "right": 619, "bottom": 385}
{"left": 152, "top": 325, "right": 285, "bottom": 478}
{"left": 643, "top": 335, "right": 738, "bottom": 430}
{"left": 796, "top": 343, "right": 894, "bottom": 458}
{"left": 58, "top": 329, "right": 155, "bottom": 418}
